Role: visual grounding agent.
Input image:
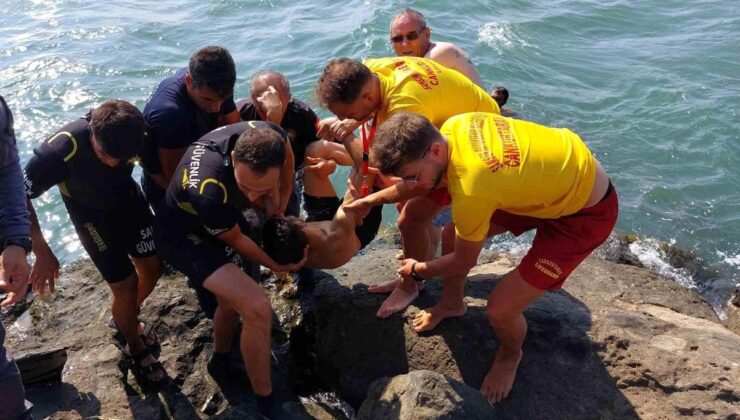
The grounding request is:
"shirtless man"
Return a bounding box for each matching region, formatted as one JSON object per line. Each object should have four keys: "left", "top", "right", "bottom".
{"left": 261, "top": 149, "right": 382, "bottom": 269}
{"left": 368, "top": 112, "right": 618, "bottom": 403}
{"left": 390, "top": 8, "right": 508, "bottom": 107}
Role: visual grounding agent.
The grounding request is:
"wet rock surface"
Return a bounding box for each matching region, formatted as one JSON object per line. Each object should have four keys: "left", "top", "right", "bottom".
{"left": 2, "top": 238, "right": 738, "bottom": 419}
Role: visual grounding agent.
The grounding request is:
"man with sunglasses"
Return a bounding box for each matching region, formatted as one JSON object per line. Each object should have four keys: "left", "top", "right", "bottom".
{"left": 369, "top": 111, "right": 617, "bottom": 404}
{"left": 389, "top": 8, "right": 509, "bottom": 108}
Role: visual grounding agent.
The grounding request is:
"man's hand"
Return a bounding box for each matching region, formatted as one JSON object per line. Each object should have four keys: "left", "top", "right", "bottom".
{"left": 304, "top": 156, "right": 337, "bottom": 177}
{"left": 0, "top": 245, "right": 30, "bottom": 307}
{"left": 30, "top": 245, "right": 59, "bottom": 297}
{"left": 342, "top": 195, "right": 373, "bottom": 221}
{"left": 269, "top": 245, "right": 309, "bottom": 273}
{"left": 316, "top": 117, "right": 362, "bottom": 142}
{"left": 397, "top": 258, "right": 419, "bottom": 283}
{"left": 256, "top": 86, "right": 284, "bottom": 123}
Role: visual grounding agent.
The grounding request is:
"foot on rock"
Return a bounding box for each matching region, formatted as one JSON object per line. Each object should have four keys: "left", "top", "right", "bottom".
{"left": 368, "top": 278, "right": 400, "bottom": 294}
{"left": 480, "top": 347, "right": 523, "bottom": 404}
{"left": 376, "top": 284, "right": 420, "bottom": 318}
{"left": 412, "top": 303, "right": 467, "bottom": 332}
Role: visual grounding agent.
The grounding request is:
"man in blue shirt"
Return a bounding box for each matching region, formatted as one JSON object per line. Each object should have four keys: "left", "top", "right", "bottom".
{"left": 141, "top": 46, "right": 241, "bottom": 210}
{"left": 0, "top": 94, "right": 33, "bottom": 420}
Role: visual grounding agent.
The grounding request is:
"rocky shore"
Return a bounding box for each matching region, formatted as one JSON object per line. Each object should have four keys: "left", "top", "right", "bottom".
{"left": 2, "top": 235, "right": 739, "bottom": 419}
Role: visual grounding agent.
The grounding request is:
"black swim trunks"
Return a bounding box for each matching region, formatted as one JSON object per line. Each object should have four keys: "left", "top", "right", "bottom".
{"left": 302, "top": 193, "right": 383, "bottom": 249}
{"left": 65, "top": 185, "right": 156, "bottom": 283}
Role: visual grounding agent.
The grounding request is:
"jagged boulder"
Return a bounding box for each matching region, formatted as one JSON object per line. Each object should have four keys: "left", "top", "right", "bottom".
{"left": 357, "top": 370, "right": 495, "bottom": 419}
{"left": 311, "top": 249, "right": 738, "bottom": 418}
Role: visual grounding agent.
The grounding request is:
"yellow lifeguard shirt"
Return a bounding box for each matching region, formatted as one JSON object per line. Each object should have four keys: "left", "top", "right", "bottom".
{"left": 444, "top": 113, "right": 597, "bottom": 242}
{"left": 364, "top": 57, "right": 500, "bottom": 128}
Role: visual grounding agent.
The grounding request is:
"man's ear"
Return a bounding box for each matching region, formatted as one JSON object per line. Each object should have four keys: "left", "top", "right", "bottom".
{"left": 430, "top": 141, "right": 445, "bottom": 160}
{"left": 184, "top": 73, "right": 192, "bottom": 87}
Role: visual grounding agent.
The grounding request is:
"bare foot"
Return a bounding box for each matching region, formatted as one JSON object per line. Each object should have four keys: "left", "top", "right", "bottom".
{"left": 376, "top": 283, "right": 420, "bottom": 318}
{"left": 480, "top": 347, "right": 523, "bottom": 404}
{"left": 412, "top": 302, "right": 467, "bottom": 332}
{"left": 368, "top": 278, "right": 400, "bottom": 294}
{"left": 394, "top": 249, "right": 404, "bottom": 260}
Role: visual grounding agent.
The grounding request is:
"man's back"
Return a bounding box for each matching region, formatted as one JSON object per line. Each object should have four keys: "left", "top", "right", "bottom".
{"left": 425, "top": 41, "right": 485, "bottom": 88}
{"left": 366, "top": 56, "right": 500, "bottom": 127}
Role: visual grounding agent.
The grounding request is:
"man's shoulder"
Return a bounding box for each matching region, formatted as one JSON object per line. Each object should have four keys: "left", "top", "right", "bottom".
{"left": 286, "top": 98, "right": 318, "bottom": 121}
{"left": 428, "top": 41, "right": 468, "bottom": 58}
{"left": 145, "top": 69, "right": 190, "bottom": 119}
{"left": 42, "top": 118, "right": 90, "bottom": 155}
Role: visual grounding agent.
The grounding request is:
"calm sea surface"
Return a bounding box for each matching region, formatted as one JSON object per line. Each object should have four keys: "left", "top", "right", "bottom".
{"left": 1, "top": 0, "right": 738, "bottom": 312}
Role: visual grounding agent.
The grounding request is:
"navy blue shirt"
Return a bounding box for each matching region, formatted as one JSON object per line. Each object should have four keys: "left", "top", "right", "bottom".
{"left": 237, "top": 97, "right": 319, "bottom": 170}
{"left": 0, "top": 95, "right": 30, "bottom": 243}
{"left": 142, "top": 68, "right": 236, "bottom": 175}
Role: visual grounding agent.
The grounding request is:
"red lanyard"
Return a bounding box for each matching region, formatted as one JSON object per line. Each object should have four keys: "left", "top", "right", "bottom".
{"left": 360, "top": 117, "right": 378, "bottom": 197}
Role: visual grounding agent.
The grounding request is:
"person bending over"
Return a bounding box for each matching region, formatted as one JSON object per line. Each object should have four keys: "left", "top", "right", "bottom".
{"left": 153, "top": 121, "right": 305, "bottom": 418}
{"left": 368, "top": 112, "right": 617, "bottom": 404}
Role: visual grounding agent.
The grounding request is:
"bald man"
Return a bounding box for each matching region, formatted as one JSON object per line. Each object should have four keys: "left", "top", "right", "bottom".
{"left": 390, "top": 8, "right": 508, "bottom": 107}
{"left": 237, "top": 71, "right": 323, "bottom": 216}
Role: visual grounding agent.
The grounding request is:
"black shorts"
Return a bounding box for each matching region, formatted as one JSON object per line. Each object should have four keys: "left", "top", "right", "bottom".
{"left": 303, "top": 193, "right": 383, "bottom": 249}
{"left": 154, "top": 209, "right": 263, "bottom": 318}
{"left": 64, "top": 185, "right": 156, "bottom": 284}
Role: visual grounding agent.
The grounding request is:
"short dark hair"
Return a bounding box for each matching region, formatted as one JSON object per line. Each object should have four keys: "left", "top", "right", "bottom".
{"left": 233, "top": 125, "right": 286, "bottom": 174}
{"left": 262, "top": 218, "right": 308, "bottom": 265}
{"left": 391, "top": 8, "right": 427, "bottom": 30}
{"left": 188, "top": 46, "right": 236, "bottom": 97}
{"left": 315, "top": 58, "right": 373, "bottom": 107}
{"left": 369, "top": 112, "right": 439, "bottom": 176}
{"left": 90, "top": 100, "right": 145, "bottom": 160}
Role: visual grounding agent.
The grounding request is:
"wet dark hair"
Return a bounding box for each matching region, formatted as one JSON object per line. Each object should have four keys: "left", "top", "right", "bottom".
{"left": 491, "top": 86, "right": 509, "bottom": 107}
{"left": 369, "top": 112, "right": 439, "bottom": 176}
{"left": 188, "top": 46, "right": 236, "bottom": 97}
{"left": 315, "top": 58, "right": 373, "bottom": 107}
{"left": 262, "top": 218, "right": 308, "bottom": 265}
{"left": 90, "top": 100, "right": 145, "bottom": 160}
{"left": 233, "top": 125, "right": 286, "bottom": 174}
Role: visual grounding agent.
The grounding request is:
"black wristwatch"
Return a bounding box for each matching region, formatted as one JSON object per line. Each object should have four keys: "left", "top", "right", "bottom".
{"left": 1, "top": 236, "right": 32, "bottom": 254}
{"left": 410, "top": 262, "right": 424, "bottom": 282}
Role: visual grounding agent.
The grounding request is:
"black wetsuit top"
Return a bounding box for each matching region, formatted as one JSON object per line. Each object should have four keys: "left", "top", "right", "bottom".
{"left": 24, "top": 115, "right": 140, "bottom": 210}
{"left": 237, "top": 98, "right": 319, "bottom": 169}
{"left": 158, "top": 121, "right": 287, "bottom": 238}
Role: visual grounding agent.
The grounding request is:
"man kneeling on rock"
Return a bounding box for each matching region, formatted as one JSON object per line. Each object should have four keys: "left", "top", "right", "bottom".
{"left": 367, "top": 112, "right": 618, "bottom": 403}
{"left": 154, "top": 121, "right": 306, "bottom": 417}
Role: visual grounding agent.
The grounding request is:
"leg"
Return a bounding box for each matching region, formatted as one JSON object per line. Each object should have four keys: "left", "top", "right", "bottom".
{"left": 0, "top": 324, "right": 32, "bottom": 420}
{"left": 375, "top": 196, "right": 441, "bottom": 318}
{"left": 481, "top": 268, "right": 544, "bottom": 403}
{"left": 412, "top": 223, "right": 467, "bottom": 332}
{"left": 108, "top": 274, "right": 164, "bottom": 380}
{"left": 212, "top": 296, "right": 241, "bottom": 354}
{"left": 203, "top": 263, "right": 272, "bottom": 396}
{"left": 413, "top": 221, "right": 511, "bottom": 332}
{"left": 131, "top": 255, "right": 163, "bottom": 308}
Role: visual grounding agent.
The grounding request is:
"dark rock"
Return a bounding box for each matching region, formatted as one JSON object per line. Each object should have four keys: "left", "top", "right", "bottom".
{"left": 358, "top": 370, "right": 495, "bottom": 419}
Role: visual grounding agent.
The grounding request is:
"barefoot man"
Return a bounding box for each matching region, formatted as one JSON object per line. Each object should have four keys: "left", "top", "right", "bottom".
{"left": 315, "top": 56, "right": 499, "bottom": 317}
{"left": 389, "top": 8, "right": 509, "bottom": 107}
{"left": 368, "top": 112, "right": 618, "bottom": 403}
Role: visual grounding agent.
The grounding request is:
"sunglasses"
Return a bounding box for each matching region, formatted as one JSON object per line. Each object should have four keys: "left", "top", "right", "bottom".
{"left": 390, "top": 27, "right": 426, "bottom": 43}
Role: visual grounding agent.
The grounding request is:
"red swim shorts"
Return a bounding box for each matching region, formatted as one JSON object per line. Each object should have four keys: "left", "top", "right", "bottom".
{"left": 490, "top": 183, "right": 619, "bottom": 290}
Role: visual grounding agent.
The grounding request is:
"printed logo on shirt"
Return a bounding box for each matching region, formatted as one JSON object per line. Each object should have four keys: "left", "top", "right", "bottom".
{"left": 393, "top": 58, "right": 439, "bottom": 91}
{"left": 467, "top": 113, "right": 521, "bottom": 173}
{"left": 186, "top": 143, "right": 207, "bottom": 189}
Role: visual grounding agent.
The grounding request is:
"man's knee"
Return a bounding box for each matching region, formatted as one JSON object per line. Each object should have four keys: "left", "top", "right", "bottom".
{"left": 236, "top": 293, "right": 272, "bottom": 326}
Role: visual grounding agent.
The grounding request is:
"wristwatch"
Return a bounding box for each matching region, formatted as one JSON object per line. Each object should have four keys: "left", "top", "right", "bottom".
{"left": 410, "top": 262, "right": 424, "bottom": 282}
{"left": 1, "top": 236, "right": 32, "bottom": 254}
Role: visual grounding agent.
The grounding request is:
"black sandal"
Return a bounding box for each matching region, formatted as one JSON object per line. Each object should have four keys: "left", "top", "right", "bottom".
{"left": 124, "top": 347, "right": 165, "bottom": 390}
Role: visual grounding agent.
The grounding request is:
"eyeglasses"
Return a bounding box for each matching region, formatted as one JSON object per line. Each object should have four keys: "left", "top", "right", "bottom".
{"left": 402, "top": 149, "right": 429, "bottom": 184}
{"left": 390, "top": 27, "right": 426, "bottom": 43}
